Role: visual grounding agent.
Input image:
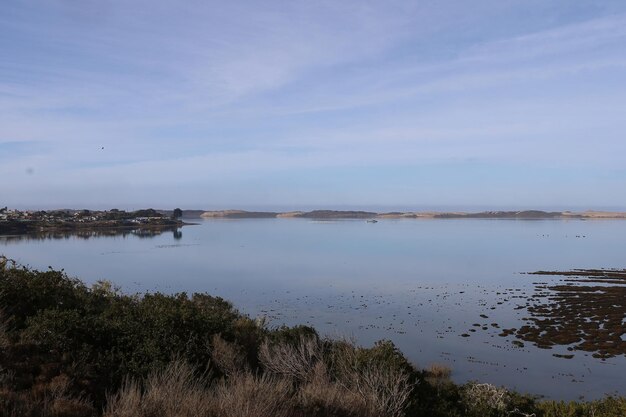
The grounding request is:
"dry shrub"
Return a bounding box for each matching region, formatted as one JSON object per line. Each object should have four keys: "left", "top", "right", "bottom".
{"left": 48, "top": 397, "right": 95, "bottom": 417}
{"left": 298, "top": 361, "right": 367, "bottom": 416}
{"left": 0, "top": 310, "right": 10, "bottom": 350}
{"left": 347, "top": 362, "right": 413, "bottom": 417}
{"left": 27, "top": 374, "right": 75, "bottom": 408}
{"left": 425, "top": 363, "right": 452, "bottom": 389}
{"left": 259, "top": 335, "right": 322, "bottom": 383}
{"left": 0, "top": 367, "right": 15, "bottom": 387}
{"left": 461, "top": 382, "right": 510, "bottom": 415}
{"left": 106, "top": 360, "right": 292, "bottom": 417}
{"left": 334, "top": 342, "right": 414, "bottom": 417}
{"left": 261, "top": 337, "right": 414, "bottom": 417}
{"left": 0, "top": 256, "right": 11, "bottom": 271}
{"left": 0, "top": 372, "right": 94, "bottom": 417}
{"left": 105, "top": 360, "right": 214, "bottom": 417}
{"left": 426, "top": 363, "right": 451, "bottom": 380}
{"left": 0, "top": 395, "right": 93, "bottom": 417}
{"left": 211, "top": 334, "right": 246, "bottom": 376}
{"left": 214, "top": 372, "right": 293, "bottom": 417}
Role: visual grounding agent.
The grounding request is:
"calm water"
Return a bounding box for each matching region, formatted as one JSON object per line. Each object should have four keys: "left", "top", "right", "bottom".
{"left": 2, "top": 218, "right": 626, "bottom": 399}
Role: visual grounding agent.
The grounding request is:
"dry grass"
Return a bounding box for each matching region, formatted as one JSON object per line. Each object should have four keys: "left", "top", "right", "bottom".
{"left": 0, "top": 373, "right": 94, "bottom": 417}
{"left": 210, "top": 334, "right": 246, "bottom": 376}
{"left": 214, "top": 372, "right": 293, "bottom": 417}
{"left": 105, "top": 360, "right": 292, "bottom": 417}
{"left": 104, "top": 361, "right": 214, "bottom": 417}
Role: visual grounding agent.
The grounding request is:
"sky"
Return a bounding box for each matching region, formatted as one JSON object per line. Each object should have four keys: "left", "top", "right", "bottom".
{"left": 2, "top": 0, "right": 626, "bottom": 210}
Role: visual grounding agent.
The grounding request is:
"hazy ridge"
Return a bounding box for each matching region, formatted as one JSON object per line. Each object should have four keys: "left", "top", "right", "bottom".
{"left": 195, "top": 209, "right": 626, "bottom": 220}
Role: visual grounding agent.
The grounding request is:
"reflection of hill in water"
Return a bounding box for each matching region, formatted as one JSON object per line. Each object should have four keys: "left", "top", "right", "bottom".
{"left": 0, "top": 227, "right": 181, "bottom": 243}
{"left": 516, "top": 269, "right": 626, "bottom": 359}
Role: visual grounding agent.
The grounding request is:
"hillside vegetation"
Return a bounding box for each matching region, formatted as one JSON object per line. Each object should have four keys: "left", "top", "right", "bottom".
{"left": 1, "top": 257, "right": 624, "bottom": 417}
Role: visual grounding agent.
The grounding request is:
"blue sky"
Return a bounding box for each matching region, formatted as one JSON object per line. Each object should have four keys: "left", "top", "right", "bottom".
{"left": 2, "top": 0, "right": 626, "bottom": 210}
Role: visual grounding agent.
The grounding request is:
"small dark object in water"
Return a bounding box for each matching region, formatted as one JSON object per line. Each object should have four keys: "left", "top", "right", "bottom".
{"left": 553, "top": 353, "right": 575, "bottom": 359}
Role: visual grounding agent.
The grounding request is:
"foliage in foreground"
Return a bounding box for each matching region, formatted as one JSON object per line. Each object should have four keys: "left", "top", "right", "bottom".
{"left": 1, "top": 257, "right": 625, "bottom": 417}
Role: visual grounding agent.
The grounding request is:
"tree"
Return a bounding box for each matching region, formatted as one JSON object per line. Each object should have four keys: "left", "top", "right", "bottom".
{"left": 173, "top": 208, "right": 183, "bottom": 219}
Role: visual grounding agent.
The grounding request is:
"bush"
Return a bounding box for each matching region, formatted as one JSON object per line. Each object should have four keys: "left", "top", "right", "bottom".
{"left": 0, "top": 261, "right": 246, "bottom": 409}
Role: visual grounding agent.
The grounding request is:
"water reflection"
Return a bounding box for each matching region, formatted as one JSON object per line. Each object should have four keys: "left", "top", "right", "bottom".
{"left": 0, "top": 227, "right": 182, "bottom": 243}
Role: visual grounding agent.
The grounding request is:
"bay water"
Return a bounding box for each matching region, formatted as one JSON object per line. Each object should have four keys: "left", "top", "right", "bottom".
{"left": 2, "top": 218, "right": 625, "bottom": 399}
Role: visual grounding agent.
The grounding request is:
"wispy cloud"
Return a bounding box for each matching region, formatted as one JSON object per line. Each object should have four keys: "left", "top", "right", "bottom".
{"left": 1, "top": 1, "right": 626, "bottom": 207}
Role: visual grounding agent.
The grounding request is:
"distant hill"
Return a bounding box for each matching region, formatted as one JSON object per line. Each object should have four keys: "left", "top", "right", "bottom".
{"left": 433, "top": 210, "right": 565, "bottom": 219}
{"left": 157, "top": 209, "right": 207, "bottom": 218}
{"left": 200, "top": 210, "right": 278, "bottom": 218}
{"left": 196, "top": 209, "right": 626, "bottom": 220}
{"left": 298, "top": 210, "right": 377, "bottom": 219}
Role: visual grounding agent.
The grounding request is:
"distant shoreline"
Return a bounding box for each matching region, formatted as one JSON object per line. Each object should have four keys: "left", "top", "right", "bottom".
{"left": 0, "top": 208, "right": 187, "bottom": 236}
{"left": 4, "top": 208, "right": 626, "bottom": 237}
{"left": 196, "top": 209, "right": 626, "bottom": 220}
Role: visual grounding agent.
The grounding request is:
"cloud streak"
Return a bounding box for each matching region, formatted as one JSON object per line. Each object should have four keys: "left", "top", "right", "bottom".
{"left": 1, "top": 1, "right": 626, "bottom": 208}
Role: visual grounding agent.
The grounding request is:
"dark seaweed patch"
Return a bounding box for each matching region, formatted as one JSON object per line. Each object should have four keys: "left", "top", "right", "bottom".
{"left": 517, "top": 269, "right": 626, "bottom": 358}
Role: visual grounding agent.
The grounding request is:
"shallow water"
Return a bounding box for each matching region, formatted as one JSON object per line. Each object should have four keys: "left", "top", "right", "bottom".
{"left": 2, "top": 218, "right": 626, "bottom": 400}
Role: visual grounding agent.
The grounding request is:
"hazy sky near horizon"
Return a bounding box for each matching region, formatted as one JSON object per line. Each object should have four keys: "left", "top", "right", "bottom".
{"left": 2, "top": 0, "right": 626, "bottom": 210}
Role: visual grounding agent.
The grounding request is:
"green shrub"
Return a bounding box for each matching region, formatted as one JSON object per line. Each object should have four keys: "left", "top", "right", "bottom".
{"left": 0, "top": 262, "right": 246, "bottom": 409}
